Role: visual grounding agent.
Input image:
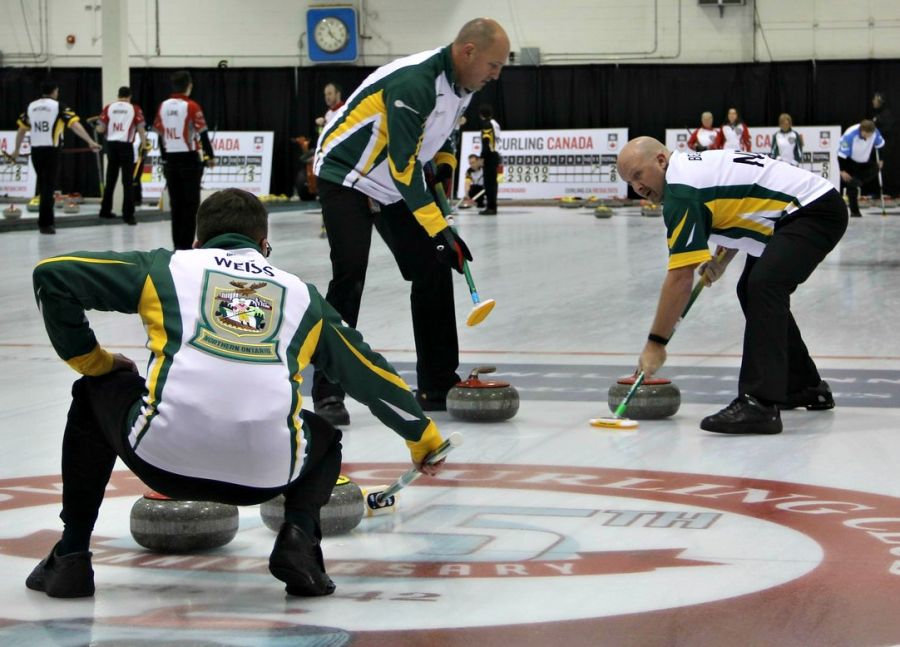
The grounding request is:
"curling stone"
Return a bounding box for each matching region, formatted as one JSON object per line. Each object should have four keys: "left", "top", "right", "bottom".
{"left": 608, "top": 375, "right": 680, "bottom": 419}
{"left": 594, "top": 205, "right": 613, "bottom": 219}
{"left": 640, "top": 202, "right": 663, "bottom": 217}
{"left": 260, "top": 475, "right": 364, "bottom": 535}
{"left": 559, "top": 197, "right": 584, "bottom": 209}
{"left": 68, "top": 192, "right": 84, "bottom": 204}
{"left": 3, "top": 205, "right": 22, "bottom": 220}
{"left": 63, "top": 201, "right": 80, "bottom": 214}
{"left": 447, "top": 366, "right": 519, "bottom": 422}
{"left": 130, "top": 491, "right": 239, "bottom": 553}
{"left": 26, "top": 197, "right": 40, "bottom": 213}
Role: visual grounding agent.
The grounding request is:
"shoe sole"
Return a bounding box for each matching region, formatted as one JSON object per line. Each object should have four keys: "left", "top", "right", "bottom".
{"left": 269, "top": 564, "right": 335, "bottom": 596}
{"left": 700, "top": 422, "right": 783, "bottom": 435}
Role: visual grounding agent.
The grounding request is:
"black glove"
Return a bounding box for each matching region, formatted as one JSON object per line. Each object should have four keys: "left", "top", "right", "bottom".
{"left": 434, "top": 227, "right": 472, "bottom": 273}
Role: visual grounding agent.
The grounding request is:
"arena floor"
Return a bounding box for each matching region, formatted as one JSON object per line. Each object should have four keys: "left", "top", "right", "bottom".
{"left": 1, "top": 201, "right": 899, "bottom": 646}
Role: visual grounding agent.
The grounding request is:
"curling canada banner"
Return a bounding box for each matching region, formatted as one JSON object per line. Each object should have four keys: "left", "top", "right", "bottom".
{"left": 458, "top": 128, "right": 629, "bottom": 200}
{"left": 138, "top": 131, "right": 275, "bottom": 198}
{"left": 665, "top": 126, "right": 842, "bottom": 188}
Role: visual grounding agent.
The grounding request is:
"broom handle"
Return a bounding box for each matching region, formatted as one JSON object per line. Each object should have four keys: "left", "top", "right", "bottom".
{"left": 614, "top": 250, "right": 727, "bottom": 419}
{"left": 434, "top": 184, "right": 481, "bottom": 303}
{"left": 375, "top": 432, "right": 463, "bottom": 503}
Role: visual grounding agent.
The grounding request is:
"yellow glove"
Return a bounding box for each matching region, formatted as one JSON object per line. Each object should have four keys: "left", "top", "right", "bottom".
{"left": 405, "top": 420, "right": 444, "bottom": 465}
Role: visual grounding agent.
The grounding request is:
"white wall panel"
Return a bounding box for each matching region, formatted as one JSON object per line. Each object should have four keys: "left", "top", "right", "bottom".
{"left": 0, "top": 0, "right": 899, "bottom": 67}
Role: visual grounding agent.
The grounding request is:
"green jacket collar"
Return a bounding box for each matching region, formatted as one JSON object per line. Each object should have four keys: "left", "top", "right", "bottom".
{"left": 201, "top": 233, "right": 262, "bottom": 254}
{"left": 442, "top": 45, "right": 470, "bottom": 98}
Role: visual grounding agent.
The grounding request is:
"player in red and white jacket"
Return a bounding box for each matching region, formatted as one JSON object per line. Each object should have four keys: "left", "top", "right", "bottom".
{"left": 687, "top": 111, "right": 721, "bottom": 152}
{"left": 96, "top": 86, "right": 148, "bottom": 224}
{"left": 715, "top": 107, "right": 752, "bottom": 152}
{"left": 153, "top": 71, "right": 215, "bottom": 249}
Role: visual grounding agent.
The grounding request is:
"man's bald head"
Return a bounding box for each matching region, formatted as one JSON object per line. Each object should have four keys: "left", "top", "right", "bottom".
{"left": 455, "top": 18, "right": 505, "bottom": 48}
{"left": 620, "top": 137, "right": 669, "bottom": 165}
{"left": 618, "top": 137, "right": 672, "bottom": 203}
{"left": 452, "top": 19, "right": 510, "bottom": 92}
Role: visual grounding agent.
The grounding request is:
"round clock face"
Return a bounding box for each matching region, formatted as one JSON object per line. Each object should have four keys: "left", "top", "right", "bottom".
{"left": 313, "top": 17, "right": 349, "bottom": 53}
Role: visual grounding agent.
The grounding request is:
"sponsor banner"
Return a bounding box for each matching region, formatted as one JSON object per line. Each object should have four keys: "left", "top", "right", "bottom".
{"left": 137, "top": 131, "right": 274, "bottom": 198}
{"left": 458, "top": 128, "right": 628, "bottom": 200}
{"left": 0, "top": 131, "right": 37, "bottom": 199}
{"left": 666, "top": 126, "right": 842, "bottom": 188}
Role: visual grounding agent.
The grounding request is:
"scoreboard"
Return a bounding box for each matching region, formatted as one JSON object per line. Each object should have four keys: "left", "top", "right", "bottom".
{"left": 458, "top": 128, "right": 628, "bottom": 200}
{"left": 138, "top": 131, "right": 274, "bottom": 198}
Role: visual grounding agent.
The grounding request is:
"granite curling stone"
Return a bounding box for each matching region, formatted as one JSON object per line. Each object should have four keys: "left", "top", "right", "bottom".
{"left": 447, "top": 366, "right": 520, "bottom": 422}
{"left": 261, "top": 475, "right": 364, "bottom": 535}
{"left": 640, "top": 201, "right": 663, "bottom": 217}
{"left": 594, "top": 205, "right": 613, "bottom": 219}
{"left": 559, "top": 196, "right": 584, "bottom": 209}
{"left": 608, "top": 375, "right": 681, "bottom": 419}
{"left": 130, "top": 491, "right": 239, "bottom": 552}
{"left": 2, "top": 205, "right": 22, "bottom": 220}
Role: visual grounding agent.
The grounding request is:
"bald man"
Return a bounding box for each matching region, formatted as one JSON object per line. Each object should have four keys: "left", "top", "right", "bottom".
{"left": 618, "top": 137, "right": 848, "bottom": 435}
{"left": 311, "top": 18, "right": 510, "bottom": 425}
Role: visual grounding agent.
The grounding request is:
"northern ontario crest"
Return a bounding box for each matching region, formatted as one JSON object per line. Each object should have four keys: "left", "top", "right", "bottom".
{"left": 190, "top": 271, "right": 286, "bottom": 362}
{"left": 216, "top": 281, "right": 271, "bottom": 334}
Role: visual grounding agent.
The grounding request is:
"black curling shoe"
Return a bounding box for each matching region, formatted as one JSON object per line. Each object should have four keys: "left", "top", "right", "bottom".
{"left": 779, "top": 380, "right": 835, "bottom": 411}
{"left": 701, "top": 394, "right": 783, "bottom": 435}
{"left": 269, "top": 522, "right": 335, "bottom": 597}
{"left": 26, "top": 543, "right": 95, "bottom": 598}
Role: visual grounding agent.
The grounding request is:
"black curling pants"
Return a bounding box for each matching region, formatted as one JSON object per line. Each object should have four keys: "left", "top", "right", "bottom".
{"left": 735, "top": 189, "right": 848, "bottom": 403}
{"left": 162, "top": 154, "right": 204, "bottom": 249}
{"left": 312, "top": 178, "right": 460, "bottom": 403}
{"left": 99, "top": 141, "right": 136, "bottom": 220}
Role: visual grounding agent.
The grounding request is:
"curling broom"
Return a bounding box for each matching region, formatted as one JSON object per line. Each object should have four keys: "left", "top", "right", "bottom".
{"left": 434, "top": 184, "right": 496, "bottom": 326}
{"left": 590, "top": 250, "right": 727, "bottom": 430}
{"left": 363, "top": 432, "right": 463, "bottom": 515}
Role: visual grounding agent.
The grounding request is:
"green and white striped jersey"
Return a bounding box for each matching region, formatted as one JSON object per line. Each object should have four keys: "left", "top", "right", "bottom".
{"left": 314, "top": 46, "right": 471, "bottom": 237}
{"left": 663, "top": 150, "right": 835, "bottom": 269}
{"left": 33, "top": 234, "right": 439, "bottom": 488}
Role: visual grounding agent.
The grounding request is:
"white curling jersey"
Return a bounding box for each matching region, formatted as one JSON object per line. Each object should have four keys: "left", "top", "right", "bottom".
{"left": 100, "top": 101, "right": 145, "bottom": 143}
{"left": 663, "top": 149, "right": 835, "bottom": 267}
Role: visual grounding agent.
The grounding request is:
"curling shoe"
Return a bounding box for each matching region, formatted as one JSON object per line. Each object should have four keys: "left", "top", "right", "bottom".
{"left": 700, "top": 394, "right": 782, "bottom": 435}
{"left": 26, "top": 542, "right": 95, "bottom": 598}
{"left": 779, "top": 380, "right": 835, "bottom": 411}
{"left": 269, "top": 522, "right": 335, "bottom": 597}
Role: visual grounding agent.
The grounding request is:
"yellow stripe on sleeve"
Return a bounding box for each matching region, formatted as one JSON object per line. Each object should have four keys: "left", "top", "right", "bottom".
{"left": 332, "top": 325, "right": 410, "bottom": 391}
{"left": 388, "top": 131, "right": 424, "bottom": 186}
{"left": 668, "top": 249, "right": 712, "bottom": 271}
{"left": 290, "top": 319, "right": 324, "bottom": 472}
{"left": 65, "top": 344, "right": 114, "bottom": 376}
{"left": 35, "top": 256, "right": 134, "bottom": 267}
{"left": 667, "top": 209, "right": 689, "bottom": 249}
{"left": 138, "top": 275, "right": 167, "bottom": 406}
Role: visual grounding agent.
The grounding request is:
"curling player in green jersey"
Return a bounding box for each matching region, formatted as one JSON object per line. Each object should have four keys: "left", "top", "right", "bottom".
{"left": 28, "top": 188, "right": 447, "bottom": 599}
{"left": 618, "top": 137, "right": 848, "bottom": 435}
{"left": 311, "top": 18, "right": 510, "bottom": 425}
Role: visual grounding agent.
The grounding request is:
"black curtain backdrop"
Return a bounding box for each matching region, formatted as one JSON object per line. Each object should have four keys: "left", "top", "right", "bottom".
{"left": 2, "top": 59, "right": 898, "bottom": 197}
